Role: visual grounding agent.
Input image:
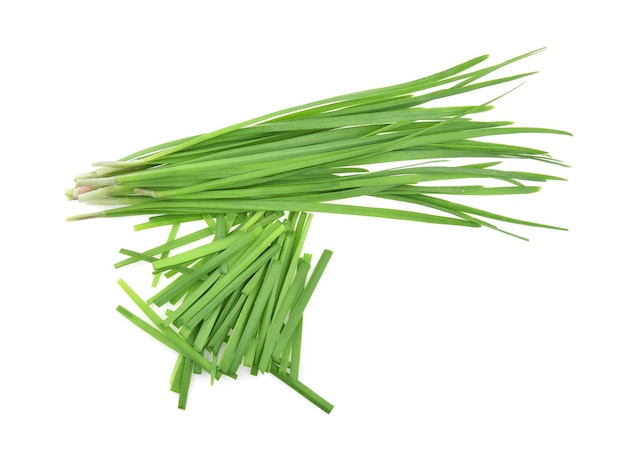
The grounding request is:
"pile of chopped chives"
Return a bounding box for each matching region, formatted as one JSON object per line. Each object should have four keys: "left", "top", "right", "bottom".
{"left": 114, "top": 211, "right": 333, "bottom": 411}
{"left": 66, "top": 48, "right": 569, "bottom": 411}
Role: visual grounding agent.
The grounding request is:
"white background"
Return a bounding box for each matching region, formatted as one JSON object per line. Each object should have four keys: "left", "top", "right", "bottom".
{"left": 1, "top": 1, "right": 624, "bottom": 453}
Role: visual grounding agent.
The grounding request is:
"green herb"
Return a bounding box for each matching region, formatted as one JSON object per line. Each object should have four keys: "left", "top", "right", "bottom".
{"left": 67, "top": 49, "right": 569, "bottom": 411}
{"left": 113, "top": 214, "right": 334, "bottom": 409}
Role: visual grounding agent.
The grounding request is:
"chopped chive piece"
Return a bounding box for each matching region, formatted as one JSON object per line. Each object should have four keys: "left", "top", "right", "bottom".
{"left": 290, "top": 319, "right": 303, "bottom": 380}
{"left": 152, "top": 230, "right": 249, "bottom": 271}
{"left": 170, "top": 355, "right": 184, "bottom": 393}
{"left": 152, "top": 223, "right": 180, "bottom": 287}
{"left": 278, "top": 337, "right": 292, "bottom": 376}
{"left": 215, "top": 213, "right": 228, "bottom": 274}
{"left": 178, "top": 357, "right": 193, "bottom": 410}
{"left": 210, "top": 350, "right": 218, "bottom": 386}
{"left": 115, "top": 226, "right": 215, "bottom": 269}
{"left": 270, "top": 364, "right": 333, "bottom": 414}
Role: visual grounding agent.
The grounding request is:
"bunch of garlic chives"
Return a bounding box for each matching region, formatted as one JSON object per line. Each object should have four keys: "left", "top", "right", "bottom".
{"left": 69, "top": 49, "right": 569, "bottom": 240}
